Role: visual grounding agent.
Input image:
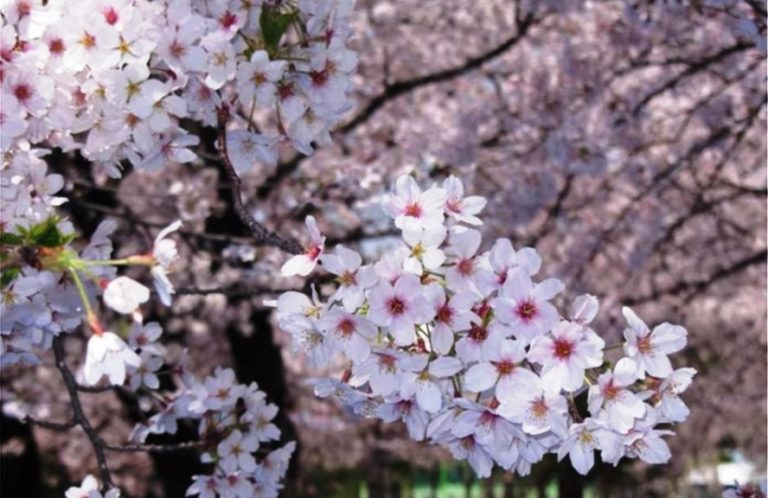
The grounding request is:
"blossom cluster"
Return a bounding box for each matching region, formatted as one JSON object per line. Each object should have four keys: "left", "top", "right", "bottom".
{"left": 1, "top": 0, "right": 357, "bottom": 176}
{"left": 276, "top": 175, "right": 696, "bottom": 477}
{"left": 2, "top": 162, "right": 293, "bottom": 496}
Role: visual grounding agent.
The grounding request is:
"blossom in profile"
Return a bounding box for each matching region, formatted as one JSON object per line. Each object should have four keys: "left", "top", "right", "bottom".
{"left": 281, "top": 216, "right": 325, "bottom": 277}
{"left": 622, "top": 307, "right": 687, "bottom": 379}
{"left": 103, "top": 276, "right": 150, "bottom": 314}
{"left": 65, "top": 474, "right": 120, "bottom": 498}
{"left": 83, "top": 331, "right": 142, "bottom": 386}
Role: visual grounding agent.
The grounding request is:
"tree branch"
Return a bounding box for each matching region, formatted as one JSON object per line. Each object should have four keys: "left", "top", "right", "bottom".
{"left": 256, "top": 12, "right": 539, "bottom": 200}
{"left": 624, "top": 249, "right": 767, "bottom": 304}
{"left": 216, "top": 107, "right": 303, "bottom": 254}
{"left": 52, "top": 336, "right": 115, "bottom": 490}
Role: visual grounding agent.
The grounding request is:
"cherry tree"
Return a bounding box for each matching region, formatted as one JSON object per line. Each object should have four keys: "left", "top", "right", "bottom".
{"left": 1, "top": 0, "right": 765, "bottom": 497}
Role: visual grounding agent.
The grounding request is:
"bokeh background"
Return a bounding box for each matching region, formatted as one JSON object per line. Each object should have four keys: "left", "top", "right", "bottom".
{"left": 2, "top": 1, "right": 766, "bottom": 497}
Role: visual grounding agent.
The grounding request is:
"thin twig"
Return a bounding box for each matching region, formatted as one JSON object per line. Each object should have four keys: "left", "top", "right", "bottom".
{"left": 24, "top": 415, "right": 77, "bottom": 431}
{"left": 101, "top": 440, "right": 205, "bottom": 453}
{"left": 216, "top": 106, "right": 303, "bottom": 255}
{"left": 52, "top": 336, "right": 115, "bottom": 490}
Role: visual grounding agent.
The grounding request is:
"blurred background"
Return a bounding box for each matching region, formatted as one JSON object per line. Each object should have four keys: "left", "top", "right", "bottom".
{"left": 2, "top": 1, "right": 766, "bottom": 497}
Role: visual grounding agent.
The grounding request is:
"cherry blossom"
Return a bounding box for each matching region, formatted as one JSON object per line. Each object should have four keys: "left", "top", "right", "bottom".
{"left": 102, "top": 276, "right": 150, "bottom": 314}
{"left": 83, "top": 330, "right": 142, "bottom": 386}
{"left": 622, "top": 307, "right": 688, "bottom": 379}
{"left": 281, "top": 215, "right": 325, "bottom": 277}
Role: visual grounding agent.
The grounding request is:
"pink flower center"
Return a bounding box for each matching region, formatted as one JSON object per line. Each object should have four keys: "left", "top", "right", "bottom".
{"left": 219, "top": 11, "right": 238, "bottom": 29}
{"left": 17, "top": 1, "right": 31, "bottom": 16}
{"left": 515, "top": 299, "right": 537, "bottom": 322}
{"left": 603, "top": 381, "right": 620, "bottom": 400}
{"left": 495, "top": 360, "right": 515, "bottom": 376}
{"left": 387, "top": 297, "right": 406, "bottom": 316}
{"left": 446, "top": 199, "right": 462, "bottom": 213}
{"left": 13, "top": 83, "right": 31, "bottom": 102}
{"left": 479, "top": 411, "right": 498, "bottom": 427}
{"left": 436, "top": 304, "right": 454, "bottom": 324}
{"left": 637, "top": 335, "right": 653, "bottom": 354}
{"left": 103, "top": 7, "right": 119, "bottom": 25}
{"left": 460, "top": 435, "right": 476, "bottom": 451}
{"left": 170, "top": 41, "right": 186, "bottom": 58}
{"left": 468, "top": 324, "right": 488, "bottom": 342}
{"left": 306, "top": 244, "right": 322, "bottom": 261}
{"left": 336, "top": 319, "right": 355, "bottom": 337}
{"left": 377, "top": 354, "right": 397, "bottom": 372}
{"left": 310, "top": 69, "right": 329, "bottom": 87}
{"left": 552, "top": 339, "right": 574, "bottom": 359}
{"left": 278, "top": 82, "right": 295, "bottom": 100}
{"left": 457, "top": 259, "right": 474, "bottom": 275}
{"left": 403, "top": 202, "right": 422, "bottom": 218}
{"left": 530, "top": 398, "right": 548, "bottom": 418}
{"left": 251, "top": 71, "right": 267, "bottom": 86}
{"left": 49, "top": 38, "right": 65, "bottom": 54}
{"left": 396, "top": 400, "right": 412, "bottom": 414}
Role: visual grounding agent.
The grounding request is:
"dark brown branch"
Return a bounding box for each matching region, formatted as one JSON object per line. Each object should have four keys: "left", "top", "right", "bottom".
{"left": 176, "top": 285, "right": 297, "bottom": 297}
{"left": 101, "top": 441, "right": 205, "bottom": 453}
{"left": 631, "top": 42, "right": 753, "bottom": 116}
{"left": 340, "top": 12, "right": 538, "bottom": 134}
{"left": 256, "top": 12, "right": 539, "bottom": 201}
{"left": 24, "top": 415, "right": 77, "bottom": 431}
{"left": 216, "top": 106, "right": 303, "bottom": 254}
{"left": 624, "top": 249, "right": 767, "bottom": 304}
{"left": 52, "top": 336, "right": 115, "bottom": 490}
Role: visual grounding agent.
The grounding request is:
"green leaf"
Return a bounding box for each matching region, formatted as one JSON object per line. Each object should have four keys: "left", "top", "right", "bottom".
{"left": 27, "top": 217, "right": 70, "bottom": 247}
{"left": 1, "top": 267, "right": 20, "bottom": 288}
{"left": 0, "top": 232, "right": 23, "bottom": 246}
{"left": 260, "top": 6, "right": 296, "bottom": 55}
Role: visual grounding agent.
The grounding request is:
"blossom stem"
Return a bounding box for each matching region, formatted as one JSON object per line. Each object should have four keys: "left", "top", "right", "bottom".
{"left": 603, "top": 343, "right": 624, "bottom": 351}
{"left": 69, "top": 268, "right": 99, "bottom": 331}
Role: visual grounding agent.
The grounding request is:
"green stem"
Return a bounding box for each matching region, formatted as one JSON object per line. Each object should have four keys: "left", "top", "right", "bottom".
{"left": 69, "top": 268, "right": 95, "bottom": 320}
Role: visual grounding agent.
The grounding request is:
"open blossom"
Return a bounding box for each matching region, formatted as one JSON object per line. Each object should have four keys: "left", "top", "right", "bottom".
{"left": 652, "top": 367, "right": 697, "bottom": 422}
{"left": 226, "top": 129, "right": 278, "bottom": 176}
{"left": 218, "top": 429, "right": 259, "bottom": 473}
{"left": 319, "top": 245, "right": 377, "bottom": 311}
{"left": 498, "top": 388, "right": 569, "bottom": 437}
{"left": 399, "top": 356, "right": 463, "bottom": 413}
{"left": 527, "top": 320, "right": 605, "bottom": 392}
{"left": 235, "top": 50, "right": 285, "bottom": 107}
{"left": 463, "top": 339, "right": 540, "bottom": 402}
{"left": 427, "top": 286, "right": 478, "bottom": 355}
{"left": 281, "top": 215, "right": 325, "bottom": 277}
{"left": 402, "top": 226, "right": 447, "bottom": 275}
{"left": 317, "top": 309, "right": 376, "bottom": 363}
{"left": 588, "top": 357, "right": 646, "bottom": 432}
{"left": 443, "top": 175, "right": 486, "bottom": 225}
{"left": 557, "top": 420, "right": 614, "bottom": 475}
{"left": 65, "top": 475, "right": 120, "bottom": 498}
{"left": 493, "top": 268, "right": 563, "bottom": 343}
{"left": 103, "top": 276, "right": 150, "bottom": 314}
{"left": 367, "top": 274, "right": 433, "bottom": 345}
{"left": 83, "top": 331, "right": 142, "bottom": 386}
{"left": 382, "top": 175, "right": 447, "bottom": 231}
{"left": 444, "top": 227, "right": 482, "bottom": 292}
{"left": 476, "top": 238, "right": 541, "bottom": 297}
{"left": 377, "top": 396, "right": 430, "bottom": 440}
{"left": 151, "top": 219, "right": 181, "bottom": 305}
{"left": 622, "top": 307, "right": 687, "bottom": 378}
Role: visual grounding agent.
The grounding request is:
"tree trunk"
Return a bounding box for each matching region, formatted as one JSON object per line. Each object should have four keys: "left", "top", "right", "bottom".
{"left": 429, "top": 465, "right": 440, "bottom": 498}
{"left": 226, "top": 309, "right": 300, "bottom": 497}
{"left": 0, "top": 414, "right": 45, "bottom": 498}
{"left": 484, "top": 469, "right": 496, "bottom": 498}
{"left": 557, "top": 461, "right": 584, "bottom": 498}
